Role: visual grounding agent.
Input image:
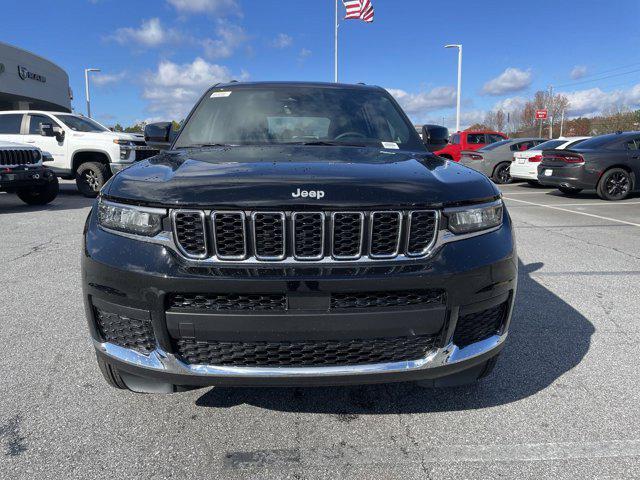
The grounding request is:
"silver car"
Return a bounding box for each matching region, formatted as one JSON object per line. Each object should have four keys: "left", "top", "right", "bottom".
{"left": 459, "top": 137, "right": 545, "bottom": 184}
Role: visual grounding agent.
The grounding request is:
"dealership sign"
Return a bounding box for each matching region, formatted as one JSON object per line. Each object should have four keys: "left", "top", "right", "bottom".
{"left": 535, "top": 109, "right": 548, "bottom": 120}
{"left": 18, "top": 65, "right": 46, "bottom": 83}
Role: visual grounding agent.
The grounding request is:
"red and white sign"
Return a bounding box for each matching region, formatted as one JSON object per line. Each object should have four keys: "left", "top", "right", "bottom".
{"left": 535, "top": 109, "right": 548, "bottom": 120}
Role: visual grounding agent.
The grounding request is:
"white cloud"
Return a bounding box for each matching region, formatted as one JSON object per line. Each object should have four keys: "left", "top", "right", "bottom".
{"left": 563, "top": 83, "right": 640, "bottom": 116}
{"left": 298, "top": 48, "right": 312, "bottom": 63}
{"left": 142, "top": 58, "right": 247, "bottom": 119}
{"left": 492, "top": 96, "right": 527, "bottom": 113}
{"left": 167, "top": 0, "right": 240, "bottom": 14}
{"left": 271, "top": 33, "right": 293, "bottom": 49}
{"left": 109, "top": 18, "right": 181, "bottom": 48}
{"left": 570, "top": 65, "right": 588, "bottom": 80}
{"left": 201, "top": 22, "right": 248, "bottom": 59}
{"left": 482, "top": 68, "right": 532, "bottom": 96}
{"left": 387, "top": 86, "right": 457, "bottom": 115}
{"left": 92, "top": 71, "right": 127, "bottom": 87}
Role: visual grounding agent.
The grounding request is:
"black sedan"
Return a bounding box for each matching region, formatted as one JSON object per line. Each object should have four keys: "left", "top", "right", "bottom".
{"left": 538, "top": 132, "right": 640, "bottom": 200}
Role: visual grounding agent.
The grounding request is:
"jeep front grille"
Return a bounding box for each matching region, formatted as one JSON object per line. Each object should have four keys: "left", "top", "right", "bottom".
{"left": 171, "top": 209, "right": 438, "bottom": 262}
{"left": 0, "top": 149, "right": 40, "bottom": 166}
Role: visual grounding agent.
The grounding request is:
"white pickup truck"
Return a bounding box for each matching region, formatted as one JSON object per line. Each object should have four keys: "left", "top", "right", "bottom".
{"left": 0, "top": 111, "right": 159, "bottom": 197}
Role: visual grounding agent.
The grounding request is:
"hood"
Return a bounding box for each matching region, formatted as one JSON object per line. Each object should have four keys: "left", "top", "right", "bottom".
{"left": 112, "top": 132, "right": 144, "bottom": 142}
{"left": 105, "top": 145, "right": 499, "bottom": 208}
{"left": 0, "top": 140, "right": 40, "bottom": 150}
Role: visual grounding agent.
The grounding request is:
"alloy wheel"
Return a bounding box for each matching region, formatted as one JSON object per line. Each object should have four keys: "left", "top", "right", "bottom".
{"left": 84, "top": 170, "right": 100, "bottom": 191}
{"left": 605, "top": 171, "right": 630, "bottom": 198}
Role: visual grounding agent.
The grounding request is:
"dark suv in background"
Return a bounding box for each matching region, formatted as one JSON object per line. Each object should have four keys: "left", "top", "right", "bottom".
{"left": 82, "top": 82, "right": 517, "bottom": 394}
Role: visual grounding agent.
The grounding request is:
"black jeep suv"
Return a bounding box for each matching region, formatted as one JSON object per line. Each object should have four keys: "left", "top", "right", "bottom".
{"left": 82, "top": 82, "right": 517, "bottom": 393}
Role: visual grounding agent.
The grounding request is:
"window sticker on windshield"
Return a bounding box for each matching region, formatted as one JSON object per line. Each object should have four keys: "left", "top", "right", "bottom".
{"left": 210, "top": 91, "right": 232, "bottom": 98}
{"left": 381, "top": 141, "right": 399, "bottom": 149}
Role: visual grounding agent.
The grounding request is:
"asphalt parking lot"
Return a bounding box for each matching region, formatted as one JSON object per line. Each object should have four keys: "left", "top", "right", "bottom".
{"left": 1, "top": 181, "right": 639, "bottom": 479}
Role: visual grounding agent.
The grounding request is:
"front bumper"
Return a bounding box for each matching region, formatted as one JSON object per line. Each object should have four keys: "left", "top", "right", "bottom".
{"left": 82, "top": 207, "right": 517, "bottom": 387}
{"left": 0, "top": 165, "right": 54, "bottom": 190}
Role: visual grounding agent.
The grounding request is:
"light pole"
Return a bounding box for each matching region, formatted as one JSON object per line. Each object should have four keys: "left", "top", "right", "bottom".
{"left": 445, "top": 44, "right": 462, "bottom": 132}
{"left": 84, "top": 68, "right": 101, "bottom": 118}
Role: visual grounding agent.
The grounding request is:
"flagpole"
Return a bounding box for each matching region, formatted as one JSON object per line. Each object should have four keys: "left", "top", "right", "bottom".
{"left": 334, "top": 0, "right": 339, "bottom": 82}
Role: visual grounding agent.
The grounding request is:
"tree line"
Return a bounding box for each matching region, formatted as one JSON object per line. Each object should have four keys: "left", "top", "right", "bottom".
{"left": 468, "top": 90, "right": 640, "bottom": 138}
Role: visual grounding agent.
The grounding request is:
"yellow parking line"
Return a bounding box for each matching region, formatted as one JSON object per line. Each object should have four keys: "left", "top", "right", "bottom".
{"left": 503, "top": 196, "right": 640, "bottom": 227}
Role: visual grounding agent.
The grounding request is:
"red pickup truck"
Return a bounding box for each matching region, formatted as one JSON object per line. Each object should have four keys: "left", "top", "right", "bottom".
{"left": 435, "top": 130, "right": 508, "bottom": 162}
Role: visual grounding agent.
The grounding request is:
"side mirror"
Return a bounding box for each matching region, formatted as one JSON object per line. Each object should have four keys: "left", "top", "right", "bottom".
{"left": 52, "top": 126, "right": 65, "bottom": 143}
{"left": 39, "top": 123, "right": 55, "bottom": 137}
{"left": 145, "top": 122, "right": 177, "bottom": 150}
{"left": 421, "top": 124, "right": 449, "bottom": 152}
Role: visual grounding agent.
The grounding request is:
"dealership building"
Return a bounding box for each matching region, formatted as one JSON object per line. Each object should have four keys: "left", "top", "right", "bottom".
{"left": 0, "top": 41, "right": 71, "bottom": 112}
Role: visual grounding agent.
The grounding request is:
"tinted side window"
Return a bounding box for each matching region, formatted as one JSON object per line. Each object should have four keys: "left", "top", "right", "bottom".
{"left": 510, "top": 141, "right": 535, "bottom": 151}
{"left": 28, "top": 115, "right": 58, "bottom": 135}
{"left": 450, "top": 134, "right": 460, "bottom": 145}
{"left": 467, "top": 133, "right": 485, "bottom": 144}
{"left": 626, "top": 139, "right": 640, "bottom": 150}
{"left": 0, "top": 114, "right": 23, "bottom": 134}
{"left": 487, "top": 134, "right": 505, "bottom": 143}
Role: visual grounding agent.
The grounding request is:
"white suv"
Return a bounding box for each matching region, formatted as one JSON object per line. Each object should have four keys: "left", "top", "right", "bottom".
{"left": 0, "top": 111, "right": 159, "bottom": 197}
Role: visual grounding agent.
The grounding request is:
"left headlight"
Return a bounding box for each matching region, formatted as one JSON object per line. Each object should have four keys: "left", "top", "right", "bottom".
{"left": 445, "top": 200, "right": 503, "bottom": 235}
{"left": 98, "top": 199, "right": 165, "bottom": 237}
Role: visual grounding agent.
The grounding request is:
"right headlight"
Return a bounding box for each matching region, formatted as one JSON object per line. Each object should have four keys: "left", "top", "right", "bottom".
{"left": 98, "top": 199, "right": 166, "bottom": 237}
{"left": 445, "top": 200, "right": 503, "bottom": 235}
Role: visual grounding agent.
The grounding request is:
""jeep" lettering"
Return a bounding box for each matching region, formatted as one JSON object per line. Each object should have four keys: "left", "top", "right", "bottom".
{"left": 292, "top": 188, "right": 325, "bottom": 199}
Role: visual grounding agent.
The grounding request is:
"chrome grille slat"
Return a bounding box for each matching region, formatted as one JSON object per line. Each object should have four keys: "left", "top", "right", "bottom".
{"left": 212, "top": 211, "right": 247, "bottom": 260}
{"left": 170, "top": 209, "right": 438, "bottom": 262}
{"left": 292, "top": 212, "right": 325, "bottom": 260}
{"left": 331, "top": 212, "right": 364, "bottom": 260}
{"left": 252, "top": 212, "right": 286, "bottom": 261}
{"left": 406, "top": 210, "right": 438, "bottom": 257}
{"left": 172, "top": 210, "right": 208, "bottom": 259}
{"left": 369, "top": 211, "right": 402, "bottom": 259}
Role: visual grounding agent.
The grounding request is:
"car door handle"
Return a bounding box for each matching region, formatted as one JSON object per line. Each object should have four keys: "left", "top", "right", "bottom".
{"left": 25, "top": 140, "right": 36, "bottom": 144}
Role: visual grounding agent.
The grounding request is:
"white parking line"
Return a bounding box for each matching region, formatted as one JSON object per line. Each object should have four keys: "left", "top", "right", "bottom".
{"left": 551, "top": 202, "right": 640, "bottom": 207}
{"left": 503, "top": 196, "right": 640, "bottom": 227}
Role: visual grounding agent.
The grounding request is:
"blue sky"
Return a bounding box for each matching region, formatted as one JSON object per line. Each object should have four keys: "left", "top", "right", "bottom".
{"left": 3, "top": 0, "right": 640, "bottom": 129}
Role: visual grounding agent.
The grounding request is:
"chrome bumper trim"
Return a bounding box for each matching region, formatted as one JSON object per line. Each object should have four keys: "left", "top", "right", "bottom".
{"left": 95, "top": 333, "right": 506, "bottom": 379}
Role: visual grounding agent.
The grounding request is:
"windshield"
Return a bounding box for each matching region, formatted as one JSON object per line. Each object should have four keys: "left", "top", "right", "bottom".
{"left": 533, "top": 140, "right": 565, "bottom": 150}
{"left": 56, "top": 114, "right": 109, "bottom": 133}
{"left": 174, "top": 86, "right": 424, "bottom": 150}
{"left": 479, "top": 140, "right": 511, "bottom": 151}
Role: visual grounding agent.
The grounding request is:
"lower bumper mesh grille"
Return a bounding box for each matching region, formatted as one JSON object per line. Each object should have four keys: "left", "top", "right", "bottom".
{"left": 176, "top": 334, "right": 437, "bottom": 367}
{"left": 168, "top": 289, "right": 445, "bottom": 312}
{"left": 169, "top": 293, "right": 287, "bottom": 311}
{"left": 453, "top": 302, "right": 508, "bottom": 348}
{"left": 331, "top": 289, "right": 445, "bottom": 309}
{"left": 95, "top": 308, "right": 155, "bottom": 354}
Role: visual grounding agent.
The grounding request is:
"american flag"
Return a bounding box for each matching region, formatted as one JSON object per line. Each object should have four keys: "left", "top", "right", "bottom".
{"left": 342, "top": 0, "right": 374, "bottom": 23}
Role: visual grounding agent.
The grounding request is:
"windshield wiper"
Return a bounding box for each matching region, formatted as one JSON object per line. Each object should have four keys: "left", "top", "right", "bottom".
{"left": 284, "top": 140, "right": 370, "bottom": 147}
{"left": 176, "top": 143, "right": 236, "bottom": 149}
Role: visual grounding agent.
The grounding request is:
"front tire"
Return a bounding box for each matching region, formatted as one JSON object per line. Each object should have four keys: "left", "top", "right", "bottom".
{"left": 597, "top": 168, "right": 632, "bottom": 201}
{"left": 492, "top": 162, "right": 512, "bottom": 184}
{"left": 16, "top": 175, "right": 59, "bottom": 205}
{"left": 558, "top": 186, "right": 583, "bottom": 195}
{"left": 76, "top": 162, "right": 109, "bottom": 198}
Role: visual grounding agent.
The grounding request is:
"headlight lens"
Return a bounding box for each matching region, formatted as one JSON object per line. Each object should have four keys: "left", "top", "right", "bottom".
{"left": 446, "top": 201, "right": 503, "bottom": 234}
{"left": 98, "top": 200, "right": 165, "bottom": 236}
